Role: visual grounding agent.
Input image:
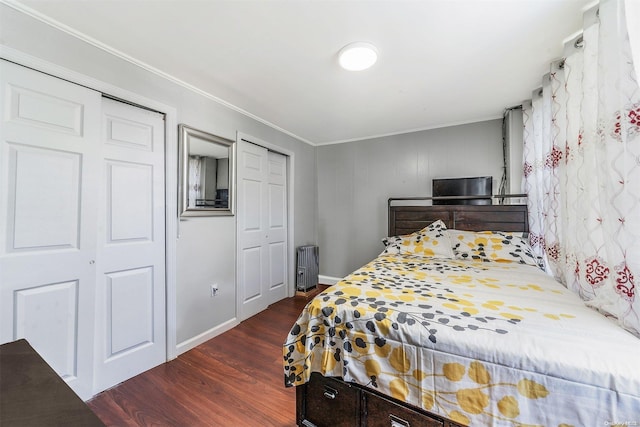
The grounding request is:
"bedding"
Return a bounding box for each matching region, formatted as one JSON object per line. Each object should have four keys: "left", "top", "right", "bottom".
{"left": 448, "top": 229, "right": 544, "bottom": 268}
{"left": 283, "top": 250, "right": 640, "bottom": 426}
{"left": 381, "top": 219, "right": 454, "bottom": 259}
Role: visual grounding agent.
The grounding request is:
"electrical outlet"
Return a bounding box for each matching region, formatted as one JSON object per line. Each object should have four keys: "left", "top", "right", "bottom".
{"left": 210, "top": 284, "right": 219, "bottom": 297}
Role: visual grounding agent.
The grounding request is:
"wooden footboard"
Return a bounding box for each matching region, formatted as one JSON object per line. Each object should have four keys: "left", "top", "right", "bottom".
{"left": 296, "top": 373, "right": 464, "bottom": 427}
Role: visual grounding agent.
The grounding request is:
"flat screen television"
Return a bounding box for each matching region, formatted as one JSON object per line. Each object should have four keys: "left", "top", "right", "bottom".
{"left": 432, "top": 176, "right": 493, "bottom": 205}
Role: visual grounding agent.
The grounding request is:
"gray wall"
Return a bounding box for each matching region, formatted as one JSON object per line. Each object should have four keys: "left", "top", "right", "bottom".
{"left": 1, "top": 3, "right": 502, "bottom": 348}
{"left": 1, "top": 5, "right": 317, "bottom": 349}
{"left": 317, "top": 120, "right": 503, "bottom": 278}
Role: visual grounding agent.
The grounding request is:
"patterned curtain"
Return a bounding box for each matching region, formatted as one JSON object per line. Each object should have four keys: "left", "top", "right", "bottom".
{"left": 523, "top": 0, "right": 640, "bottom": 337}
{"left": 188, "top": 155, "right": 202, "bottom": 207}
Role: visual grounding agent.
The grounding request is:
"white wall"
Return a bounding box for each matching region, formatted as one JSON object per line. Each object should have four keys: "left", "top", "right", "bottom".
{"left": 0, "top": 4, "right": 317, "bottom": 351}
{"left": 317, "top": 120, "right": 503, "bottom": 278}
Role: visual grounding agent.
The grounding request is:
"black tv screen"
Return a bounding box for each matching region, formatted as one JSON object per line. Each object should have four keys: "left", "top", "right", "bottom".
{"left": 432, "top": 176, "right": 493, "bottom": 205}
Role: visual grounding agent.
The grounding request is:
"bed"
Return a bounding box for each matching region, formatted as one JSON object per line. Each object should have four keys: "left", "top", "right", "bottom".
{"left": 283, "top": 204, "right": 640, "bottom": 427}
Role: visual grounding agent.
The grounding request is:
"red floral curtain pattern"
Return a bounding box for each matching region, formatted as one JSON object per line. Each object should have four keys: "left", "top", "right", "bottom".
{"left": 523, "top": 0, "right": 640, "bottom": 337}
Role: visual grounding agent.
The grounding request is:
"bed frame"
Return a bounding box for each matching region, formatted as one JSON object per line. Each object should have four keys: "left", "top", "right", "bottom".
{"left": 296, "top": 203, "right": 529, "bottom": 427}
{"left": 389, "top": 202, "right": 528, "bottom": 236}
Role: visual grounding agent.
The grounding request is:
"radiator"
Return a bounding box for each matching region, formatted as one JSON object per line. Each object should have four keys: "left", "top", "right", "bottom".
{"left": 296, "top": 245, "right": 319, "bottom": 292}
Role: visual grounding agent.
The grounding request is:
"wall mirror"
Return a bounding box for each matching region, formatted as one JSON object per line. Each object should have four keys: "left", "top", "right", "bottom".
{"left": 179, "top": 124, "right": 235, "bottom": 216}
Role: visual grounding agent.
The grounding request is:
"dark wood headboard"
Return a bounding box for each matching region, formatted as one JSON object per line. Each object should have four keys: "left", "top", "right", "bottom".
{"left": 388, "top": 204, "right": 529, "bottom": 236}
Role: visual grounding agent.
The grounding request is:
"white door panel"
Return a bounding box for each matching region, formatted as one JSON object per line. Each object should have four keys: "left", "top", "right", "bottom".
{"left": 237, "top": 141, "right": 269, "bottom": 318}
{"left": 266, "top": 151, "right": 287, "bottom": 304}
{"left": 237, "top": 140, "right": 288, "bottom": 320}
{"left": 8, "top": 144, "right": 82, "bottom": 251}
{"left": 0, "top": 60, "right": 101, "bottom": 400}
{"left": 269, "top": 241, "right": 286, "bottom": 291}
{"left": 241, "top": 149, "right": 264, "bottom": 174}
{"left": 6, "top": 81, "right": 85, "bottom": 136}
{"left": 105, "top": 115, "right": 155, "bottom": 151}
{"left": 14, "top": 281, "right": 79, "bottom": 379}
{"left": 242, "top": 246, "right": 263, "bottom": 302}
{"left": 269, "top": 185, "right": 285, "bottom": 229}
{"left": 106, "top": 160, "right": 154, "bottom": 243}
{"left": 268, "top": 153, "right": 286, "bottom": 184}
{"left": 242, "top": 179, "right": 263, "bottom": 233}
{"left": 94, "top": 98, "right": 165, "bottom": 393}
{"left": 105, "top": 267, "right": 154, "bottom": 356}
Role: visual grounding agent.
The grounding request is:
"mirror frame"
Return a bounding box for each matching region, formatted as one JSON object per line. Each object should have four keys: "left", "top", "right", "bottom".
{"left": 178, "top": 124, "right": 235, "bottom": 217}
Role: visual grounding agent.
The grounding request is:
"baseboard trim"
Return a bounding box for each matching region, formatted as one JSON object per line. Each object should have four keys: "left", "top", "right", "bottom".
{"left": 319, "top": 275, "right": 343, "bottom": 285}
{"left": 175, "top": 318, "right": 239, "bottom": 356}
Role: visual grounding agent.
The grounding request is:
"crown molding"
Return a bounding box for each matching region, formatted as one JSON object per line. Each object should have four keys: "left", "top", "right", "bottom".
{"left": 1, "top": 0, "right": 315, "bottom": 146}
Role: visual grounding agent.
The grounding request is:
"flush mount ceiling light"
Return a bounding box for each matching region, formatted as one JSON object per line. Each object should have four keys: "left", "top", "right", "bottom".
{"left": 338, "top": 42, "right": 378, "bottom": 71}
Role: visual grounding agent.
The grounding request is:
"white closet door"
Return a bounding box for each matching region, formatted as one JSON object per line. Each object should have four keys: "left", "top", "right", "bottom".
{"left": 237, "top": 140, "right": 288, "bottom": 320}
{"left": 237, "top": 141, "right": 269, "bottom": 320}
{"left": 93, "top": 98, "right": 166, "bottom": 393}
{"left": 0, "top": 61, "right": 167, "bottom": 399}
{"left": 0, "top": 60, "right": 101, "bottom": 399}
{"left": 266, "top": 151, "right": 287, "bottom": 305}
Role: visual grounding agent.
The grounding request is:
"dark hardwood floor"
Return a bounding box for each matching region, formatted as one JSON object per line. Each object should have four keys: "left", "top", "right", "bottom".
{"left": 88, "top": 294, "right": 317, "bottom": 427}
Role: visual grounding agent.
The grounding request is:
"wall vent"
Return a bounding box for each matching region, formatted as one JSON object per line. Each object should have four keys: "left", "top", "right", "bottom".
{"left": 296, "top": 245, "right": 319, "bottom": 292}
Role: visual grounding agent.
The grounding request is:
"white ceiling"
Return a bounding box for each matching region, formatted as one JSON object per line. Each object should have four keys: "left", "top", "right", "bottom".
{"left": 12, "top": 0, "right": 593, "bottom": 145}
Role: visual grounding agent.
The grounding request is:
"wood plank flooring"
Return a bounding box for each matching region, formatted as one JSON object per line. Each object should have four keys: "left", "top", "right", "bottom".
{"left": 88, "top": 295, "right": 314, "bottom": 427}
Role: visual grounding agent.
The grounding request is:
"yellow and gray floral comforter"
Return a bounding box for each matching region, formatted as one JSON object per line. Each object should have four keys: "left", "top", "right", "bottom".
{"left": 283, "top": 254, "right": 640, "bottom": 426}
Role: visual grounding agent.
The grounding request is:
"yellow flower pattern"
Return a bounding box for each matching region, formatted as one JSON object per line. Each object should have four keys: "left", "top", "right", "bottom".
{"left": 283, "top": 253, "right": 640, "bottom": 426}
{"left": 382, "top": 220, "right": 455, "bottom": 259}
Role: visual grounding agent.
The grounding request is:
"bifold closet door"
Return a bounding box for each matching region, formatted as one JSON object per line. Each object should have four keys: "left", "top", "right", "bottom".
{"left": 0, "top": 60, "right": 167, "bottom": 399}
{"left": 93, "top": 98, "right": 166, "bottom": 393}
{"left": 237, "top": 140, "right": 288, "bottom": 321}
{"left": 265, "top": 150, "right": 287, "bottom": 306}
{"left": 0, "top": 60, "right": 102, "bottom": 399}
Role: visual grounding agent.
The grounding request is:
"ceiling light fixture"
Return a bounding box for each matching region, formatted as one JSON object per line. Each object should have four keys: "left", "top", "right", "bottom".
{"left": 338, "top": 42, "right": 378, "bottom": 71}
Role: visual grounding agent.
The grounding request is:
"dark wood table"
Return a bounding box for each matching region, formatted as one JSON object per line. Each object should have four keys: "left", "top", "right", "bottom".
{"left": 0, "top": 339, "right": 104, "bottom": 426}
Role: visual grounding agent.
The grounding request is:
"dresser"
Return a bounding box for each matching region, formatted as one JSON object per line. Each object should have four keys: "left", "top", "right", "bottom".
{"left": 0, "top": 339, "right": 105, "bottom": 427}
